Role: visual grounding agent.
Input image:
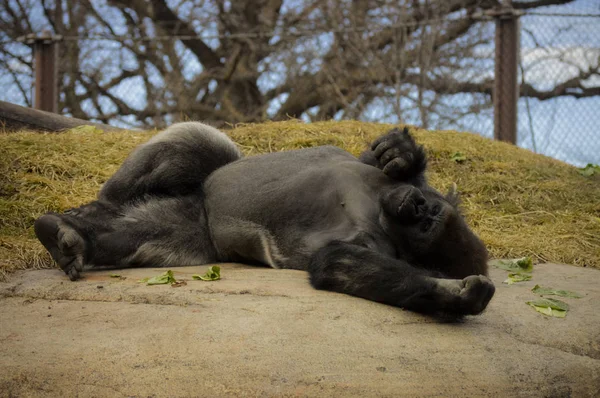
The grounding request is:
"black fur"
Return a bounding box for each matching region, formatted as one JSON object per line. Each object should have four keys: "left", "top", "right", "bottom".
{"left": 34, "top": 122, "right": 494, "bottom": 316}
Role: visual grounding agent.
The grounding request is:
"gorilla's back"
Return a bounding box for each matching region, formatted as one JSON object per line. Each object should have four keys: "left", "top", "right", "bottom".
{"left": 204, "top": 146, "right": 395, "bottom": 268}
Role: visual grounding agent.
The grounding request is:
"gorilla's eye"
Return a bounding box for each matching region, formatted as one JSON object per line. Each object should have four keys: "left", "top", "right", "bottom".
{"left": 420, "top": 218, "right": 433, "bottom": 232}
{"left": 431, "top": 204, "right": 441, "bottom": 215}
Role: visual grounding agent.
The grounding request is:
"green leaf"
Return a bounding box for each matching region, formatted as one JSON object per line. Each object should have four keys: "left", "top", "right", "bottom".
{"left": 450, "top": 152, "right": 467, "bottom": 163}
{"left": 529, "top": 305, "right": 567, "bottom": 318}
{"left": 503, "top": 273, "right": 532, "bottom": 285}
{"left": 192, "top": 266, "right": 221, "bottom": 281}
{"left": 526, "top": 298, "right": 569, "bottom": 318}
{"left": 577, "top": 163, "right": 600, "bottom": 177}
{"left": 109, "top": 274, "right": 121, "bottom": 278}
{"left": 140, "top": 270, "right": 177, "bottom": 285}
{"left": 489, "top": 257, "right": 533, "bottom": 273}
{"left": 531, "top": 285, "right": 583, "bottom": 298}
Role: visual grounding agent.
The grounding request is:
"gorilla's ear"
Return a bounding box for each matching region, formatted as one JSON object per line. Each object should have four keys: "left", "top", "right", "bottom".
{"left": 446, "top": 182, "right": 460, "bottom": 207}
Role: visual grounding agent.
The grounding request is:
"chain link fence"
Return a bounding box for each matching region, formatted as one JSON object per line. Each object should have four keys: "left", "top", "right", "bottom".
{"left": 518, "top": 10, "right": 600, "bottom": 166}
{"left": 0, "top": 1, "right": 598, "bottom": 166}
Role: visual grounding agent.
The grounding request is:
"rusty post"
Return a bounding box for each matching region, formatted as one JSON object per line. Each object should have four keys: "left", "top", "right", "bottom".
{"left": 18, "top": 31, "right": 62, "bottom": 113}
{"left": 493, "top": 3, "right": 520, "bottom": 144}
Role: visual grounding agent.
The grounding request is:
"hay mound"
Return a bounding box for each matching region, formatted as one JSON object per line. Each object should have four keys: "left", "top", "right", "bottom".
{"left": 1, "top": 120, "right": 598, "bottom": 280}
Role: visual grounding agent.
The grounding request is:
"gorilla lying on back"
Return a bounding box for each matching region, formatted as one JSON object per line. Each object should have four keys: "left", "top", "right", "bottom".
{"left": 35, "top": 122, "right": 495, "bottom": 315}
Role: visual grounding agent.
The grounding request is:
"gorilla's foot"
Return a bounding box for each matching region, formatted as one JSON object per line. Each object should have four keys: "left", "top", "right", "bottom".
{"left": 438, "top": 275, "right": 496, "bottom": 315}
{"left": 34, "top": 214, "right": 87, "bottom": 281}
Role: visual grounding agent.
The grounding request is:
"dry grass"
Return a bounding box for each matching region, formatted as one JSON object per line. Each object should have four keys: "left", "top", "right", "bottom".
{"left": 1, "top": 120, "right": 598, "bottom": 280}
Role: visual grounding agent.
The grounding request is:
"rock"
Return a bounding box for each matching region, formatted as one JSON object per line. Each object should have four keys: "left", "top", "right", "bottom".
{"left": 0, "top": 263, "right": 599, "bottom": 397}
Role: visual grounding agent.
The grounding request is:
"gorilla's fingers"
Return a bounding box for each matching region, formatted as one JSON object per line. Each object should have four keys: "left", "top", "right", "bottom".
{"left": 370, "top": 130, "right": 398, "bottom": 150}
{"left": 68, "top": 266, "right": 80, "bottom": 281}
{"left": 379, "top": 147, "right": 401, "bottom": 166}
{"left": 457, "top": 275, "right": 495, "bottom": 315}
{"left": 368, "top": 128, "right": 427, "bottom": 183}
{"left": 373, "top": 139, "right": 394, "bottom": 158}
{"left": 382, "top": 157, "right": 409, "bottom": 178}
{"left": 435, "top": 275, "right": 495, "bottom": 315}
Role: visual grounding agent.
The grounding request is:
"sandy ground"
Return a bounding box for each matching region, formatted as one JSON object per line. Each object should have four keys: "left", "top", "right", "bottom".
{"left": 1, "top": 263, "right": 599, "bottom": 397}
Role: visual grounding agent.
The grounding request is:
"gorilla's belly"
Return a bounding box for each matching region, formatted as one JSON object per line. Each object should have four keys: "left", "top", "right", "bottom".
{"left": 204, "top": 146, "right": 394, "bottom": 268}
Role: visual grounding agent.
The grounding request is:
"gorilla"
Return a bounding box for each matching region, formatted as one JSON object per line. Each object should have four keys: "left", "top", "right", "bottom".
{"left": 34, "top": 122, "right": 495, "bottom": 316}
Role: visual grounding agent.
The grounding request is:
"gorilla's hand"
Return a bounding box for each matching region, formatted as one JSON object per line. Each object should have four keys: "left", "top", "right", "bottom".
{"left": 364, "top": 127, "right": 427, "bottom": 182}
{"left": 437, "top": 275, "right": 496, "bottom": 315}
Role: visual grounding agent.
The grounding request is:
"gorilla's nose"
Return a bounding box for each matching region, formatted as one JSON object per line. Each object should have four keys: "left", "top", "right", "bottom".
{"left": 396, "top": 187, "right": 426, "bottom": 222}
{"left": 413, "top": 201, "right": 428, "bottom": 218}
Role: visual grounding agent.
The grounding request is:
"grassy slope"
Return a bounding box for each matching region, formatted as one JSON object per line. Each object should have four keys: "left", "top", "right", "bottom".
{"left": 1, "top": 120, "right": 598, "bottom": 280}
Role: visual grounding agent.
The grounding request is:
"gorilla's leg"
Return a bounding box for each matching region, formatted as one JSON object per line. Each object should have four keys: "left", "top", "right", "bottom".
{"left": 359, "top": 127, "right": 427, "bottom": 185}
{"left": 35, "top": 196, "right": 216, "bottom": 280}
{"left": 35, "top": 122, "right": 237, "bottom": 279}
{"left": 99, "top": 122, "right": 242, "bottom": 204}
{"left": 308, "top": 241, "right": 495, "bottom": 316}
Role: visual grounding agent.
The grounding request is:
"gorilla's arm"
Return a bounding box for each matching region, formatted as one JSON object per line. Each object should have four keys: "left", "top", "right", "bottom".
{"left": 359, "top": 127, "right": 427, "bottom": 186}
{"left": 308, "top": 241, "right": 495, "bottom": 316}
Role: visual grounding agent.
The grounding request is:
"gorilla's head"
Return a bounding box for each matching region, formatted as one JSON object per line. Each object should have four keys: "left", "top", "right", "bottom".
{"left": 381, "top": 184, "right": 489, "bottom": 279}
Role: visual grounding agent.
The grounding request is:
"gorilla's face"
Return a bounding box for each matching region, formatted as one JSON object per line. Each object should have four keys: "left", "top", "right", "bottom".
{"left": 381, "top": 184, "right": 489, "bottom": 278}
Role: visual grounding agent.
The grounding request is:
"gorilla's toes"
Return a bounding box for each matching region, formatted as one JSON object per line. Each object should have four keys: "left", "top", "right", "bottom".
{"left": 458, "top": 275, "right": 496, "bottom": 315}
{"left": 34, "top": 214, "right": 86, "bottom": 281}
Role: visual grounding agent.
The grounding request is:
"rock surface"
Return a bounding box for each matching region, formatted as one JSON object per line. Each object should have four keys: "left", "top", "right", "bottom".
{"left": 1, "top": 263, "right": 599, "bottom": 397}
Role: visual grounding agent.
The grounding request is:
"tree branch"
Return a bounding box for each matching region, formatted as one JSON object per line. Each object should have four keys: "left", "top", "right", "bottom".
{"left": 513, "top": 0, "right": 576, "bottom": 10}
{"left": 112, "top": 0, "right": 222, "bottom": 69}
{"left": 402, "top": 66, "right": 600, "bottom": 101}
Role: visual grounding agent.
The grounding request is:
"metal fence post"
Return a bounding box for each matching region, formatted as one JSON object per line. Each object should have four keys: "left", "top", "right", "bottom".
{"left": 493, "top": 3, "right": 521, "bottom": 144}
{"left": 18, "top": 31, "right": 62, "bottom": 113}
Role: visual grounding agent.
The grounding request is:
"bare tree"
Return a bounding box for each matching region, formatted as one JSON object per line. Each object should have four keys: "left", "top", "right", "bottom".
{"left": 0, "top": 0, "right": 596, "bottom": 129}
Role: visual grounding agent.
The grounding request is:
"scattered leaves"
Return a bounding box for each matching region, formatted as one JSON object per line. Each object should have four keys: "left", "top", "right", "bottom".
{"left": 450, "top": 152, "right": 467, "bottom": 163}
{"left": 532, "top": 285, "right": 583, "bottom": 298}
{"left": 139, "top": 270, "right": 177, "bottom": 285}
{"left": 109, "top": 274, "right": 121, "bottom": 278}
{"left": 490, "top": 257, "right": 533, "bottom": 273}
{"left": 193, "top": 266, "right": 221, "bottom": 281}
{"left": 578, "top": 163, "right": 600, "bottom": 177}
{"left": 503, "top": 273, "right": 532, "bottom": 285}
{"left": 526, "top": 298, "right": 569, "bottom": 318}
